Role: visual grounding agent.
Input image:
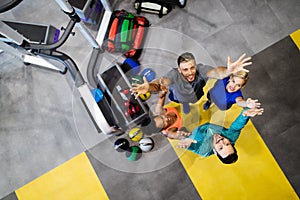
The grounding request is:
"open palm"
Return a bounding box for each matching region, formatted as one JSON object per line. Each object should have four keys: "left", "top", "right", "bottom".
{"left": 227, "top": 53, "right": 252, "bottom": 74}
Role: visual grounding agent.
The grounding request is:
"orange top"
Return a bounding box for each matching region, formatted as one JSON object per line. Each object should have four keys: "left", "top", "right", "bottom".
{"left": 162, "top": 107, "right": 182, "bottom": 135}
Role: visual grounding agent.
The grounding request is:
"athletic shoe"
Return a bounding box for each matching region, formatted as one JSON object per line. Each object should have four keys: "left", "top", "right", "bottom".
{"left": 182, "top": 103, "right": 190, "bottom": 114}
{"left": 203, "top": 100, "right": 211, "bottom": 110}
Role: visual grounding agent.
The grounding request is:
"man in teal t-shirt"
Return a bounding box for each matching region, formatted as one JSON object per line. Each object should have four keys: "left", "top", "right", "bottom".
{"left": 177, "top": 108, "right": 264, "bottom": 164}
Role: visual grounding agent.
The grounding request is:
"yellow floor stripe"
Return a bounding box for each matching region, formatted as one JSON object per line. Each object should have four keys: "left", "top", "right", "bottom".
{"left": 15, "top": 152, "right": 109, "bottom": 200}
{"left": 166, "top": 80, "right": 298, "bottom": 199}
{"left": 290, "top": 29, "right": 300, "bottom": 50}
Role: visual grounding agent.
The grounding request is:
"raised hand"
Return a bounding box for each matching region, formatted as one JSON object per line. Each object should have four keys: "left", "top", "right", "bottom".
{"left": 227, "top": 53, "right": 252, "bottom": 74}
{"left": 177, "top": 130, "right": 191, "bottom": 137}
{"left": 243, "top": 107, "right": 264, "bottom": 117}
{"left": 131, "top": 76, "right": 149, "bottom": 98}
{"left": 246, "top": 98, "right": 261, "bottom": 109}
{"left": 158, "top": 77, "right": 170, "bottom": 94}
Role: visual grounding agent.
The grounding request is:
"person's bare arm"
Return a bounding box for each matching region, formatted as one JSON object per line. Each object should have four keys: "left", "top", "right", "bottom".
{"left": 154, "top": 91, "right": 167, "bottom": 115}
{"left": 163, "top": 128, "right": 183, "bottom": 140}
{"left": 131, "top": 77, "right": 170, "bottom": 98}
{"left": 206, "top": 53, "right": 252, "bottom": 79}
{"left": 242, "top": 107, "right": 264, "bottom": 117}
{"left": 236, "top": 97, "right": 261, "bottom": 109}
{"left": 177, "top": 138, "right": 197, "bottom": 148}
{"left": 164, "top": 129, "right": 191, "bottom": 140}
{"left": 206, "top": 66, "right": 229, "bottom": 79}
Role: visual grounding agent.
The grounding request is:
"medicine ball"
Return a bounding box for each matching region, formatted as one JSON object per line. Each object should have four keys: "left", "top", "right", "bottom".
{"left": 123, "top": 58, "right": 141, "bottom": 76}
{"left": 129, "top": 127, "right": 143, "bottom": 142}
{"left": 139, "top": 137, "right": 154, "bottom": 152}
{"left": 114, "top": 138, "right": 130, "bottom": 152}
{"left": 141, "top": 68, "right": 156, "bottom": 82}
{"left": 126, "top": 146, "right": 142, "bottom": 161}
{"left": 139, "top": 92, "right": 151, "bottom": 101}
{"left": 131, "top": 75, "right": 143, "bottom": 85}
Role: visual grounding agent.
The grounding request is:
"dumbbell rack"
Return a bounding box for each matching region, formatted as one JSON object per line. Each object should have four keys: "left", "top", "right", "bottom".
{"left": 96, "top": 63, "right": 149, "bottom": 130}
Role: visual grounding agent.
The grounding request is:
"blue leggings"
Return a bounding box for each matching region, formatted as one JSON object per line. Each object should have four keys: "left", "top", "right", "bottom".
{"left": 168, "top": 90, "right": 179, "bottom": 103}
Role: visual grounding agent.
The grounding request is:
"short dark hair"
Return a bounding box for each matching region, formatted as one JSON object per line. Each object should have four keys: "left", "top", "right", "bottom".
{"left": 177, "top": 52, "right": 195, "bottom": 66}
{"left": 216, "top": 146, "right": 238, "bottom": 164}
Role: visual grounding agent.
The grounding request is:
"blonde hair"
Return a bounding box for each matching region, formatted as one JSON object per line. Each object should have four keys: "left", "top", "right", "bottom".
{"left": 231, "top": 71, "right": 249, "bottom": 86}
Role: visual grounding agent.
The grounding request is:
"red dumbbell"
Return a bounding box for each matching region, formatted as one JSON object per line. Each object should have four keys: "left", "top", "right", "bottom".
{"left": 124, "top": 100, "right": 131, "bottom": 107}
{"left": 123, "top": 88, "right": 130, "bottom": 95}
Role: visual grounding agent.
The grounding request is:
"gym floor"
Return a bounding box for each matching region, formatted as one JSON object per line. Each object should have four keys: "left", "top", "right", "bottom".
{"left": 0, "top": 0, "right": 299, "bottom": 199}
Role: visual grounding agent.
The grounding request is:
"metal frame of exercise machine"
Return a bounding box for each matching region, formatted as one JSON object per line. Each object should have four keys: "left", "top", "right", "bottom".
{"left": 0, "top": 0, "right": 124, "bottom": 135}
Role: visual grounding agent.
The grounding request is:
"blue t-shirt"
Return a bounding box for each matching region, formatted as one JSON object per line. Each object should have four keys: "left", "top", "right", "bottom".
{"left": 209, "top": 77, "right": 243, "bottom": 110}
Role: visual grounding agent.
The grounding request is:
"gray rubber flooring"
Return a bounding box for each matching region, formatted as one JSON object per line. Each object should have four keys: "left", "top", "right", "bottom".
{"left": 0, "top": 0, "right": 299, "bottom": 199}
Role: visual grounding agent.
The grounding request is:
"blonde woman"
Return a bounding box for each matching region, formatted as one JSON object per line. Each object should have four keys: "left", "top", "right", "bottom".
{"left": 203, "top": 71, "right": 261, "bottom": 110}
